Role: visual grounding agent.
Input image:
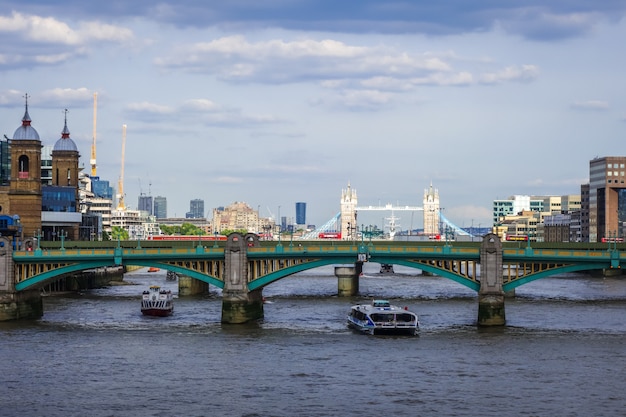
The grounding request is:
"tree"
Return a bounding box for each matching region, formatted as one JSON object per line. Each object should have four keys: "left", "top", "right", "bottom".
{"left": 111, "top": 226, "right": 129, "bottom": 241}
{"left": 160, "top": 223, "right": 205, "bottom": 236}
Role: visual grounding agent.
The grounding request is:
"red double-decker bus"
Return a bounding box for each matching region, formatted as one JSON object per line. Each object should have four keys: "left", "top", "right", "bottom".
{"left": 505, "top": 235, "right": 528, "bottom": 241}
{"left": 318, "top": 232, "right": 342, "bottom": 239}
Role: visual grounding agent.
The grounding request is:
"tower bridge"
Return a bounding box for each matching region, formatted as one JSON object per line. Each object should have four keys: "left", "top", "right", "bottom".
{"left": 303, "top": 182, "right": 472, "bottom": 240}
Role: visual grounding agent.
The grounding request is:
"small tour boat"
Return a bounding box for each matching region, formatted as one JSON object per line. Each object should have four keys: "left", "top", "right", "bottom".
{"left": 347, "top": 299, "right": 418, "bottom": 335}
{"left": 147, "top": 267, "right": 160, "bottom": 273}
{"left": 141, "top": 285, "right": 173, "bottom": 316}
{"left": 379, "top": 263, "right": 394, "bottom": 274}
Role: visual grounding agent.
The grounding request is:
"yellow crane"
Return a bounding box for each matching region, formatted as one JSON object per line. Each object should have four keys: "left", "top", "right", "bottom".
{"left": 116, "top": 124, "right": 127, "bottom": 210}
{"left": 90, "top": 92, "right": 97, "bottom": 177}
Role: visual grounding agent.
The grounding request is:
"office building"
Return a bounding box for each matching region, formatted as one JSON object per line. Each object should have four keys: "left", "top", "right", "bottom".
{"left": 187, "top": 198, "right": 204, "bottom": 219}
{"left": 154, "top": 196, "right": 167, "bottom": 219}
{"left": 587, "top": 156, "right": 626, "bottom": 242}
{"left": 138, "top": 194, "right": 153, "bottom": 215}
{"left": 295, "top": 202, "right": 306, "bottom": 225}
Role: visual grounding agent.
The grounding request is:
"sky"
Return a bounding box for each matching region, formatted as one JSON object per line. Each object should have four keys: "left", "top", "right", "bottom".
{"left": 0, "top": 1, "right": 625, "bottom": 231}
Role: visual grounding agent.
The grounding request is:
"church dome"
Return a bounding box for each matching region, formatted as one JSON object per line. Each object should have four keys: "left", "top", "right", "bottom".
{"left": 53, "top": 110, "right": 78, "bottom": 152}
{"left": 12, "top": 100, "right": 40, "bottom": 141}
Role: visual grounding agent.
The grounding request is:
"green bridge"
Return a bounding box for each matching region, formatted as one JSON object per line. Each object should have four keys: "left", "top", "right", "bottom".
{"left": 1, "top": 233, "right": 623, "bottom": 325}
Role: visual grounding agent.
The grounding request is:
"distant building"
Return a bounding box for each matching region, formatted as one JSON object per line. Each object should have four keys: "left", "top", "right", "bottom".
{"left": 186, "top": 198, "right": 204, "bottom": 219}
{"left": 541, "top": 214, "right": 572, "bottom": 243}
{"left": 91, "top": 178, "right": 113, "bottom": 199}
{"left": 154, "top": 196, "right": 167, "bottom": 219}
{"left": 0, "top": 136, "right": 9, "bottom": 186}
{"left": 138, "top": 194, "right": 153, "bottom": 215}
{"left": 295, "top": 202, "right": 306, "bottom": 225}
{"left": 211, "top": 201, "right": 272, "bottom": 234}
{"left": 586, "top": 156, "right": 626, "bottom": 242}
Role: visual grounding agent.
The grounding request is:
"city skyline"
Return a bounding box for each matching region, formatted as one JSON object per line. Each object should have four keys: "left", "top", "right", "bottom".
{"left": 1, "top": 1, "right": 624, "bottom": 228}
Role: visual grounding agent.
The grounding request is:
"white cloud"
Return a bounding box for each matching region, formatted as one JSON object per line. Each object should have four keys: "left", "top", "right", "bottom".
{"left": 155, "top": 36, "right": 454, "bottom": 84}
{"left": 570, "top": 100, "right": 609, "bottom": 111}
{"left": 126, "top": 101, "right": 175, "bottom": 114}
{"left": 0, "top": 11, "right": 132, "bottom": 45}
{"left": 479, "top": 65, "right": 539, "bottom": 84}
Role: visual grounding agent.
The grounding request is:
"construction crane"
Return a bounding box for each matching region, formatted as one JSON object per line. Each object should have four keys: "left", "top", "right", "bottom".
{"left": 116, "top": 124, "right": 127, "bottom": 210}
{"left": 90, "top": 92, "right": 97, "bottom": 177}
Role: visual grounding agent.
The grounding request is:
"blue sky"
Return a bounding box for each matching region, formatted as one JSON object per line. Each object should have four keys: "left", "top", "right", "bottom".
{"left": 1, "top": 1, "right": 624, "bottom": 230}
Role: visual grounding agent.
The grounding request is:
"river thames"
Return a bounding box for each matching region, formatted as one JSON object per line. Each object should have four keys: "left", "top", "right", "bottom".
{"left": 1, "top": 264, "right": 624, "bottom": 417}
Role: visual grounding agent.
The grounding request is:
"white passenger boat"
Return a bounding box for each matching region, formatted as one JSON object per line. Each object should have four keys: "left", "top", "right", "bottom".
{"left": 141, "top": 285, "right": 173, "bottom": 317}
{"left": 347, "top": 300, "right": 418, "bottom": 335}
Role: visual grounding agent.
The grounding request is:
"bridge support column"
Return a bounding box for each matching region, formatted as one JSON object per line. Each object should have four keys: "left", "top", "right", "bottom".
{"left": 178, "top": 275, "right": 208, "bottom": 296}
{"left": 221, "top": 233, "right": 263, "bottom": 324}
{"left": 0, "top": 237, "right": 43, "bottom": 321}
{"left": 478, "top": 233, "right": 505, "bottom": 326}
{"left": 335, "top": 262, "right": 362, "bottom": 297}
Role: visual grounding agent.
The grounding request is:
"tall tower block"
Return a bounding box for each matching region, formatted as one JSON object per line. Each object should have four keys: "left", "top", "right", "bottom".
{"left": 340, "top": 182, "right": 358, "bottom": 240}
{"left": 423, "top": 183, "right": 440, "bottom": 237}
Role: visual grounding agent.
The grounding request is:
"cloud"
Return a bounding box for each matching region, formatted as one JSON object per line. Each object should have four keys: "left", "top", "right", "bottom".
{"left": 479, "top": 65, "right": 539, "bottom": 84}
{"left": 123, "top": 98, "right": 280, "bottom": 127}
{"left": 570, "top": 100, "right": 609, "bottom": 111}
{"left": 155, "top": 35, "right": 537, "bottom": 105}
{"left": 155, "top": 36, "right": 452, "bottom": 84}
{"left": 0, "top": 11, "right": 132, "bottom": 44}
{"left": 8, "top": 1, "right": 620, "bottom": 40}
{"left": 0, "top": 11, "right": 133, "bottom": 70}
{"left": 497, "top": 9, "right": 605, "bottom": 41}
{"left": 311, "top": 89, "right": 395, "bottom": 111}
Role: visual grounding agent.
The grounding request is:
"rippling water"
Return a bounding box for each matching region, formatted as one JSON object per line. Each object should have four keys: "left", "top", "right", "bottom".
{"left": 1, "top": 264, "right": 625, "bottom": 417}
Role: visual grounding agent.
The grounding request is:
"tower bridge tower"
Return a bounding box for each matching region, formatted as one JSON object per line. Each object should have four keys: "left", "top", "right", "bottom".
{"left": 423, "top": 182, "right": 440, "bottom": 237}
{"left": 340, "top": 182, "right": 357, "bottom": 240}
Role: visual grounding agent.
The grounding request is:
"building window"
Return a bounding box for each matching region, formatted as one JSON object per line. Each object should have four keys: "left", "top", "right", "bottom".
{"left": 18, "top": 155, "right": 29, "bottom": 178}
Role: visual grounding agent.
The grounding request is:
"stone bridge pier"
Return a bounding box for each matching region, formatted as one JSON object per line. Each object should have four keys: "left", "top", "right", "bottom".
{"left": 334, "top": 262, "right": 363, "bottom": 297}
{"left": 0, "top": 236, "right": 43, "bottom": 321}
{"left": 478, "top": 233, "right": 506, "bottom": 326}
{"left": 221, "top": 233, "right": 264, "bottom": 324}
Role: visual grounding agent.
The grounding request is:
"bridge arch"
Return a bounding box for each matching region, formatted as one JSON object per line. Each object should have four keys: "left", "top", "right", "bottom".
{"left": 15, "top": 261, "right": 224, "bottom": 292}
{"left": 502, "top": 262, "right": 610, "bottom": 292}
{"left": 370, "top": 258, "right": 480, "bottom": 292}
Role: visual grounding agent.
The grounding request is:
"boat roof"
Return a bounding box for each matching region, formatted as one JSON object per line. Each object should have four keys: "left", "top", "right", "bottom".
{"left": 149, "top": 285, "right": 161, "bottom": 289}
{"left": 351, "top": 300, "right": 417, "bottom": 315}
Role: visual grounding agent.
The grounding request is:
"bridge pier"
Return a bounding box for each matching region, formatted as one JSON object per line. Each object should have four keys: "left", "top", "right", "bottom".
{"left": 477, "top": 233, "right": 506, "bottom": 326}
{"left": 0, "top": 237, "right": 43, "bottom": 321}
{"left": 335, "top": 262, "right": 362, "bottom": 297}
{"left": 221, "top": 233, "right": 264, "bottom": 324}
{"left": 178, "top": 275, "right": 209, "bottom": 296}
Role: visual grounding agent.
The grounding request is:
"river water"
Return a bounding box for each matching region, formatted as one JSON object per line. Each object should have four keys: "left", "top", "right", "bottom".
{"left": 1, "top": 264, "right": 625, "bottom": 417}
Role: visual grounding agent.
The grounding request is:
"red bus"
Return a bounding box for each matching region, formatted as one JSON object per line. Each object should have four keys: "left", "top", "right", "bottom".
{"left": 318, "top": 232, "right": 342, "bottom": 239}
{"left": 601, "top": 237, "right": 624, "bottom": 243}
{"left": 505, "top": 235, "right": 528, "bottom": 241}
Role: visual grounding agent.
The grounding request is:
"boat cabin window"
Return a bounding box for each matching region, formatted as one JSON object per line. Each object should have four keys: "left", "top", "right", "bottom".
{"left": 372, "top": 300, "right": 391, "bottom": 308}
{"left": 370, "top": 313, "right": 394, "bottom": 322}
{"left": 396, "top": 313, "right": 415, "bottom": 323}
